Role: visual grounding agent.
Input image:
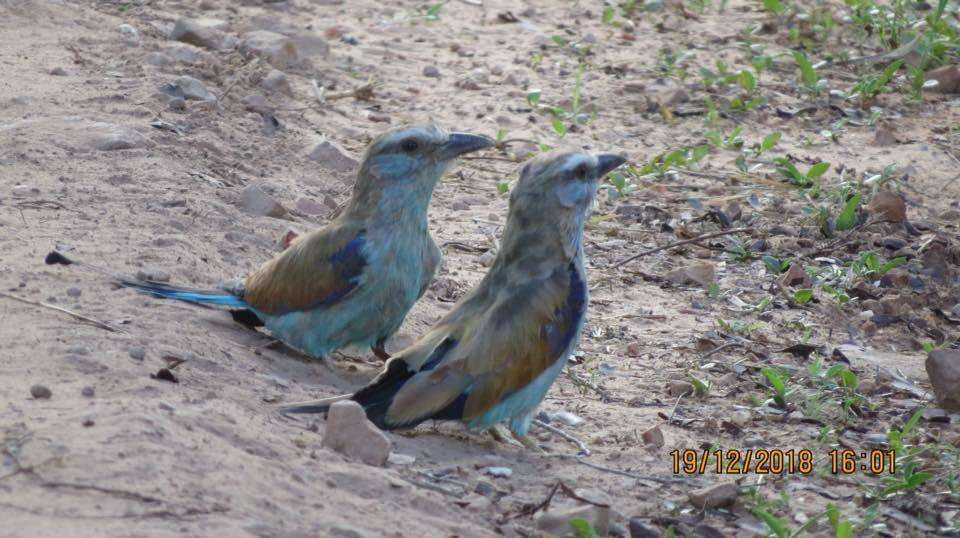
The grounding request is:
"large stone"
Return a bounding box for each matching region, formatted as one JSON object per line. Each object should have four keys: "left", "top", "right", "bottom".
{"left": 322, "top": 400, "right": 391, "bottom": 466}
{"left": 2, "top": 117, "right": 155, "bottom": 152}
{"left": 240, "top": 184, "right": 286, "bottom": 218}
{"left": 688, "top": 481, "right": 738, "bottom": 509}
{"left": 926, "top": 349, "right": 960, "bottom": 411}
{"left": 307, "top": 140, "right": 358, "bottom": 174}
{"left": 665, "top": 263, "right": 715, "bottom": 288}
{"left": 240, "top": 31, "right": 300, "bottom": 68}
{"left": 924, "top": 64, "right": 960, "bottom": 93}
{"left": 162, "top": 76, "right": 217, "bottom": 102}
{"left": 868, "top": 191, "right": 906, "bottom": 223}
{"left": 260, "top": 69, "right": 293, "bottom": 96}
{"left": 169, "top": 17, "right": 226, "bottom": 50}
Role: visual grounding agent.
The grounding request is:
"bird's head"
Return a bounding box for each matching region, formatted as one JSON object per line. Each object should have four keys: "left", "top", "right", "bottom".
{"left": 505, "top": 151, "right": 626, "bottom": 259}
{"left": 350, "top": 125, "right": 493, "bottom": 218}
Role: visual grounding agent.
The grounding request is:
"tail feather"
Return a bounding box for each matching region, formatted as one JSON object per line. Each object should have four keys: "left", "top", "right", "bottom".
{"left": 277, "top": 394, "right": 352, "bottom": 415}
{"left": 116, "top": 276, "right": 248, "bottom": 308}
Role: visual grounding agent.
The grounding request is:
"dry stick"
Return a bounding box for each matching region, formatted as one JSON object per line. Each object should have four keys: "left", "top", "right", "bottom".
{"left": 612, "top": 227, "right": 754, "bottom": 269}
{"left": 0, "top": 291, "right": 121, "bottom": 333}
{"left": 531, "top": 419, "right": 590, "bottom": 456}
{"left": 572, "top": 456, "right": 704, "bottom": 486}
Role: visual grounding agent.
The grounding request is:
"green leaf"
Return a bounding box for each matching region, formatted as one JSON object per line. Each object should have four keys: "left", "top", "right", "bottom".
{"left": 835, "top": 520, "right": 853, "bottom": 538}
{"left": 526, "top": 88, "right": 541, "bottom": 107}
{"left": 691, "top": 144, "right": 709, "bottom": 163}
{"left": 569, "top": 518, "right": 598, "bottom": 538}
{"left": 793, "top": 51, "right": 820, "bottom": 89}
{"left": 497, "top": 182, "right": 510, "bottom": 194}
{"left": 878, "top": 60, "right": 903, "bottom": 87}
{"left": 753, "top": 508, "right": 789, "bottom": 538}
{"left": 806, "top": 162, "right": 830, "bottom": 180}
{"left": 834, "top": 193, "right": 861, "bottom": 231}
{"left": 760, "top": 132, "right": 781, "bottom": 153}
{"left": 551, "top": 35, "right": 568, "bottom": 47}
{"left": 762, "top": 367, "right": 786, "bottom": 394}
{"left": 552, "top": 117, "right": 567, "bottom": 138}
{"left": 495, "top": 128, "right": 505, "bottom": 144}
{"left": 426, "top": 2, "right": 443, "bottom": 19}
{"left": 902, "top": 408, "right": 924, "bottom": 435}
{"left": 739, "top": 69, "right": 756, "bottom": 93}
{"left": 762, "top": 0, "right": 785, "bottom": 14}
{"left": 572, "top": 64, "right": 583, "bottom": 116}
{"left": 839, "top": 369, "right": 858, "bottom": 389}
{"left": 602, "top": 5, "right": 615, "bottom": 23}
{"left": 793, "top": 289, "right": 813, "bottom": 304}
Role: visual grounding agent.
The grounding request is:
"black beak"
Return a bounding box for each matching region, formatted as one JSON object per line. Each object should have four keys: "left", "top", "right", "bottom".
{"left": 437, "top": 132, "right": 495, "bottom": 161}
{"left": 596, "top": 153, "right": 627, "bottom": 178}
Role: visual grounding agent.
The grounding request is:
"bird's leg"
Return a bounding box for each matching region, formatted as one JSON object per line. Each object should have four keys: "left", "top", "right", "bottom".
{"left": 487, "top": 426, "right": 509, "bottom": 444}
{"left": 510, "top": 431, "right": 545, "bottom": 454}
{"left": 371, "top": 345, "right": 391, "bottom": 361}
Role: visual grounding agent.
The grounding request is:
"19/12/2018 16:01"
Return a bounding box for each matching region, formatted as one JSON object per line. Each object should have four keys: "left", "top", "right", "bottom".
{"left": 671, "top": 448, "right": 897, "bottom": 475}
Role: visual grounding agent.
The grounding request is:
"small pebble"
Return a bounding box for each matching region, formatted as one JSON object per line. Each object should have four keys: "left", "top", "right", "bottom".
{"left": 129, "top": 347, "right": 146, "bottom": 361}
{"left": 422, "top": 65, "right": 440, "bottom": 77}
{"left": 30, "top": 384, "right": 52, "bottom": 399}
{"left": 81, "top": 386, "right": 95, "bottom": 398}
{"left": 82, "top": 418, "right": 95, "bottom": 427}
{"left": 483, "top": 466, "right": 512, "bottom": 478}
{"left": 66, "top": 287, "right": 82, "bottom": 298}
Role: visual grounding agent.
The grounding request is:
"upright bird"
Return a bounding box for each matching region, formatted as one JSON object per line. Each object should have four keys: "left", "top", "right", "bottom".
{"left": 46, "top": 125, "right": 493, "bottom": 366}
{"left": 281, "top": 150, "right": 626, "bottom": 449}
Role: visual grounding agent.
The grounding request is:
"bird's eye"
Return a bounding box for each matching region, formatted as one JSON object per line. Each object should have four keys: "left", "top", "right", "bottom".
{"left": 574, "top": 164, "right": 590, "bottom": 180}
{"left": 401, "top": 139, "right": 419, "bottom": 153}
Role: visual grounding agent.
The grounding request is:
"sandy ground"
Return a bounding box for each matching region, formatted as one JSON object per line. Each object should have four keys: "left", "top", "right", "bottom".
{"left": 2, "top": 0, "right": 960, "bottom": 536}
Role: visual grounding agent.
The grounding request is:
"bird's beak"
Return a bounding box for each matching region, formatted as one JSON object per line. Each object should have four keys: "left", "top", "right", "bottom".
{"left": 437, "top": 132, "right": 495, "bottom": 161}
{"left": 595, "top": 153, "right": 627, "bottom": 178}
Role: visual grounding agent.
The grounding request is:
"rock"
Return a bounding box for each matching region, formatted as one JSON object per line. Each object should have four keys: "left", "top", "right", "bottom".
{"left": 623, "top": 80, "right": 646, "bottom": 93}
{"left": 30, "top": 384, "right": 52, "bottom": 399}
{"left": 307, "top": 140, "right": 359, "bottom": 174}
{"left": 688, "top": 481, "right": 738, "bottom": 509}
{"left": 293, "top": 197, "right": 325, "bottom": 215}
{"left": 242, "top": 94, "right": 273, "bottom": 114}
{"left": 322, "top": 400, "right": 391, "bottom": 466}
{"left": 144, "top": 52, "right": 173, "bottom": 67}
{"left": 873, "top": 125, "right": 898, "bottom": 146}
{"left": 128, "top": 347, "right": 146, "bottom": 361}
{"left": 162, "top": 76, "right": 217, "bottom": 102}
{"left": 475, "top": 480, "right": 496, "bottom": 497}
{"left": 484, "top": 466, "right": 512, "bottom": 478}
{"left": 666, "top": 380, "right": 694, "bottom": 397}
{"left": 168, "top": 97, "right": 186, "bottom": 111}
{"left": 665, "top": 263, "right": 715, "bottom": 288}
{"left": 780, "top": 263, "right": 809, "bottom": 287}
{"left": 641, "top": 425, "right": 664, "bottom": 447}
{"left": 941, "top": 209, "right": 960, "bottom": 221}
{"left": 386, "top": 452, "right": 416, "bottom": 466}
{"left": 478, "top": 249, "right": 496, "bottom": 267}
{"left": 240, "top": 31, "right": 300, "bottom": 68}
{"left": 536, "top": 504, "right": 609, "bottom": 536}
{"left": 924, "top": 64, "right": 960, "bottom": 93}
{"left": 169, "top": 17, "right": 225, "bottom": 50}
{"left": 451, "top": 201, "right": 471, "bottom": 211}
{"left": 117, "top": 24, "right": 140, "bottom": 46}
{"left": 12, "top": 185, "right": 39, "bottom": 198}
{"left": 879, "top": 268, "right": 909, "bottom": 288}
{"left": 422, "top": 65, "right": 440, "bottom": 77}
{"left": 868, "top": 191, "right": 906, "bottom": 223}
{"left": 81, "top": 386, "right": 95, "bottom": 398}
{"left": 49, "top": 67, "right": 68, "bottom": 76}
{"left": 881, "top": 237, "right": 908, "bottom": 250}
{"left": 730, "top": 410, "right": 751, "bottom": 427}
{"left": 261, "top": 69, "right": 293, "bottom": 96}
{"left": 626, "top": 342, "right": 642, "bottom": 357}
{"left": 240, "top": 184, "right": 287, "bottom": 218}
{"left": 628, "top": 518, "right": 660, "bottom": 538}
{"left": 609, "top": 521, "right": 629, "bottom": 537}
{"left": 1, "top": 117, "right": 152, "bottom": 152}
{"left": 66, "top": 287, "right": 82, "bottom": 298}
{"left": 926, "top": 349, "right": 960, "bottom": 411}
{"left": 135, "top": 269, "right": 171, "bottom": 282}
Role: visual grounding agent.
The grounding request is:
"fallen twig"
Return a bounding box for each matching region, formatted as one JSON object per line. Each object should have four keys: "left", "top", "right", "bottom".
{"left": 0, "top": 291, "right": 122, "bottom": 333}
{"left": 532, "top": 419, "right": 590, "bottom": 456}
{"left": 612, "top": 227, "right": 754, "bottom": 268}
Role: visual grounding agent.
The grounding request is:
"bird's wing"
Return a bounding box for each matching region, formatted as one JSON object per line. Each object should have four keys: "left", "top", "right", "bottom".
{"left": 382, "top": 262, "right": 586, "bottom": 427}
{"left": 242, "top": 220, "right": 367, "bottom": 316}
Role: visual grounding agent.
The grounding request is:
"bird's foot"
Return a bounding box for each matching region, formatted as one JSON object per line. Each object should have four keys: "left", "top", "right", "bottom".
{"left": 487, "top": 426, "right": 511, "bottom": 444}
{"left": 510, "top": 431, "right": 545, "bottom": 454}
{"left": 371, "top": 345, "right": 391, "bottom": 361}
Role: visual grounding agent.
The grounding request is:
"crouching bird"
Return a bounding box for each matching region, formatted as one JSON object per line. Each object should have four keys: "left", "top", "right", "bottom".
{"left": 280, "top": 151, "right": 627, "bottom": 449}
{"left": 46, "top": 126, "right": 493, "bottom": 366}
